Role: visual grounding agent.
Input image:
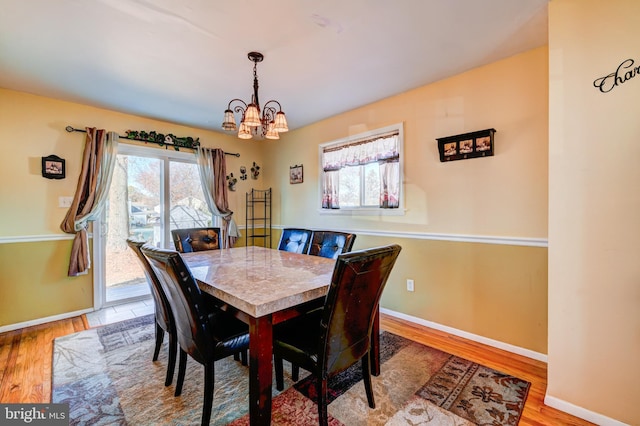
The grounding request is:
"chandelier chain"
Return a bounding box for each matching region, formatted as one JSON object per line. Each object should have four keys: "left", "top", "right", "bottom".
{"left": 253, "top": 61, "right": 260, "bottom": 109}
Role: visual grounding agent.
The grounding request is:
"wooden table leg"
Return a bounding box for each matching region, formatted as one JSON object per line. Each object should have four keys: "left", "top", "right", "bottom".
{"left": 249, "top": 315, "right": 273, "bottom": 426}
{"left": 370, "top": 307, "right": 381, "bottom": 376}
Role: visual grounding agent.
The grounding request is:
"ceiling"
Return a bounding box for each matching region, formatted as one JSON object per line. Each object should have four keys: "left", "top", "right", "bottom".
{"left": 0, "top": 0, "right": 549, "bottom": 135}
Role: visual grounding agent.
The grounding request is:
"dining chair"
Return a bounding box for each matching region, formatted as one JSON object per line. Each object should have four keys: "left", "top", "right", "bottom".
{"left": 141, "top": 244, "right": 250, "bottom": 426}
{"left": 277, "top": 228, "right": 313, "bottom": 254}
{"left": 273, "top": 244, "right": 402, "bottom": 426}
{"left": 307, "top": 231, "right": 357, "bottom": 259}
{"left": 126, "top": 239, "right": 177, "bottom": 387}
{"left": 171, "top": 227, "right": 221, "bottom": 253}
{"left": 171, "top": 226, "right": 248, "bottom": 365}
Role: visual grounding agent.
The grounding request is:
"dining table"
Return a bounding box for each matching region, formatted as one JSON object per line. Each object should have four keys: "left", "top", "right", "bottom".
{"left": 182, "top": 245, "right": 382, "bottom": 426}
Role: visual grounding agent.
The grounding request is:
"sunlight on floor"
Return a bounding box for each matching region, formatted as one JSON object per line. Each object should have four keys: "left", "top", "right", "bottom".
{"left": 85, "top": 297, "right": 154, "bottom": 328}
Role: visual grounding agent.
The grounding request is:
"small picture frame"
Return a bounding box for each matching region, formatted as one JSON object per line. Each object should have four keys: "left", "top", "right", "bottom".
{"left": 289, "top": 164, "right": 303, "bottom": 184}
{"left": 443, "top": 142, "right": 457, "bottom": 157}
{"left": 436, "top": 128, "right": 496, "bottom": 162}
{"left": 475, "top": 136, "right": 492, "bottom": 152}
{"left": 42, "top": 155, "right": 66, "bottom": 179}
{"left": 459, "top": 139, "right": 473, "bottom": 154}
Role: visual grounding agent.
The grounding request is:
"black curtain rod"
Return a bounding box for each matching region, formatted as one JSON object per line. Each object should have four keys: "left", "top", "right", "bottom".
{"left": 65, "top": 126, "right": 240, "bottom": 157}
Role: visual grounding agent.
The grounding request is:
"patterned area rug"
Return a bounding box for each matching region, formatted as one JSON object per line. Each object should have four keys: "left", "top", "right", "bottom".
{"left": 52, "top": 315, "right": 530, "bottom": 425}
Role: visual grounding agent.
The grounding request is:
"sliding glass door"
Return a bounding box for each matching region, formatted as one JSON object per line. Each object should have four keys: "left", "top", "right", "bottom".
{"left": 94, "top": 144, "right": 212, "bottom": 307}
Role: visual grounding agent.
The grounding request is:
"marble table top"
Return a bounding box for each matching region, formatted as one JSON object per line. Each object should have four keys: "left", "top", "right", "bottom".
{"left": 182, "top": 246, "right": 336, "bottom": 317}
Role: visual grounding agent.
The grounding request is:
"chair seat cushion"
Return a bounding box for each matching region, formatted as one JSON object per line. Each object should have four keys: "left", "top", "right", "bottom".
{"left": 215, "top": 330, "right": 250, "bottom": 355}
{"left": 273, "top": 308, "right": 323, "bottom": 370}
{"left": 209, "top": 311, "right": 250, "bottom": 349}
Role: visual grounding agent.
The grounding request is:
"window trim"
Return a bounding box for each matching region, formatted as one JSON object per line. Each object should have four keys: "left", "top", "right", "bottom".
{"left": 317, "top": 123, "right": 405, "bottom": 216}
{"left": 117, "top": 142, "right": 195, "bottom": 162}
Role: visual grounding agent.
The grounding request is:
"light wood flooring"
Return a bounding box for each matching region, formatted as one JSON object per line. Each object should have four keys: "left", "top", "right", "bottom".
{"left": 0, "top": 312, "right": 594, "bottom": 425}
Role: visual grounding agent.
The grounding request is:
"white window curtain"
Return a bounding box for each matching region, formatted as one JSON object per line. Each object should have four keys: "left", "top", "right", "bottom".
{"left": 322, "top": 170, "right": 340, "bottom": 209}
{"left": 195, "top": 146, "right": 241, "bottom": 248}
{"left": 322, "top": 132, "right": 400, "bottom": 209}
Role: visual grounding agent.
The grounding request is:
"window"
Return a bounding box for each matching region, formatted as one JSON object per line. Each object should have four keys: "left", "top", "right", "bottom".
{"left": 319, "top": 123, "right": 403, "bottom": 213}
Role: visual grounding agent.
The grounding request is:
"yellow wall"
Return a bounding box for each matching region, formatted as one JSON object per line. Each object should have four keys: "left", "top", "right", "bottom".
{"left": 265, "top": 47, "right": 548, "bottom": 238}
{"left": 0, "top": 239, "right": 92, "bottom": 325}
{"left": 264, "top": 47, "right": 550, "bottom": 354}
{"left": 0, "top": 48, "right": 550, "bottom": 356}
{"left": 548, "top": 0, "right": 640, "bottom": 424}
{"left": 0, "top": 88, "right": 266, "bottom": 326}
{"left": 357, "top": 235, "right": 547, "bottom": 353}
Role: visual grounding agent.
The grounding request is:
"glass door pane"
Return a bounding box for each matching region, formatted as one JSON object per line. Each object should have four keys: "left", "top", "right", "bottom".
{"left": 101, "top": 151, "right": 211, "bottom": 306}
{"left": 104, "top": 154, "right": 160, "bottom": 304}
{"left": 168, "top": 161, "right": 213, "bottom": 238}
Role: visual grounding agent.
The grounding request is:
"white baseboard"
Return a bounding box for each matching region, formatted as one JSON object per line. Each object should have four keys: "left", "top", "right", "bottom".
{"left": 544, "top": 395, "right": 629, "bottom": 426}
{"left": 380, "top": 307, "right": 548, "bottom": 363}
{"left": 0, "top": 308, "right": 94, "bottom": 333}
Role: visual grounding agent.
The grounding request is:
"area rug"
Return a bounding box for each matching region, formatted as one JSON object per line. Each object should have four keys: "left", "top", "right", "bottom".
{"left": 52, "top": 315, "right": 530, "bottom": 425}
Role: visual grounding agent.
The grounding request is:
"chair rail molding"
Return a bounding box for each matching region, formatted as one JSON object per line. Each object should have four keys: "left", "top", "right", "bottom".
{"left": 0, "top": 234, "right": 78, "bottom": 244}
{"left": 273, "top": 225, "right": 547, "bottom": 248}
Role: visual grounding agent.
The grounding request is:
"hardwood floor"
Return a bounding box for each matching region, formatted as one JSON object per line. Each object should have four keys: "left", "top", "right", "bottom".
{"left": 0, "top": 316, "right": 87, "bottom": 403}
{"left": 0, "top": 313, "right": 593, "bottom": 425}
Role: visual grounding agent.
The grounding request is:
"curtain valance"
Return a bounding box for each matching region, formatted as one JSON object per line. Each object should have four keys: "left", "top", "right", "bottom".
{"left": 322, "top": 133, "right": 399, "bottom": 171}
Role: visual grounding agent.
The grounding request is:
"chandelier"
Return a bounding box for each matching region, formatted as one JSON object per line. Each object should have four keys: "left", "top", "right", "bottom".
{"left": 221, "top": 51, "right": 289, "bottom": 140}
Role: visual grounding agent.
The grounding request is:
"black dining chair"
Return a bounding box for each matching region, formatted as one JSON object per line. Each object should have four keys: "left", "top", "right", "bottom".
{"left": 126, "top": 239, "right": 177, "bottom": 387}
{"left": 273, "top": 244, "right": 402, "bottom": 426}
{"left": 277, "top": 228, "right": 313, "bottom": 254}
{"left": 171, "top": 227, "right": 221, "bottom": 253}
{"left": 307, "top": 231, "right": 357, "bottom": 259}
{"left": 141, "top": 244, "right": 250, "bottom": 426}
{"left": 170, "top": 226, "right": 243, "bottom": 365}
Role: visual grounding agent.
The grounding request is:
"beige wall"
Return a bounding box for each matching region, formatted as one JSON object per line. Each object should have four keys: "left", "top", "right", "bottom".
{"left": 548, "top": 0, "right": 640, "bottom": 424}
{"left": 264, "top": 47, "right": 550, "bottom": 354}
{"left": 1, "top": 48, "right": 550, "bottom": 355}
{"left": 0, "top": 88, "right": 266, "bottom": 326}
{"left": 265, "top": 47, "right": 548, "bottom": 238}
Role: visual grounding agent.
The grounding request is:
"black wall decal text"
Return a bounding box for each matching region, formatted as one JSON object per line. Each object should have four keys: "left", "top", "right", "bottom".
{"left": 593, "top": 58, "right": 640, "bottom": 93}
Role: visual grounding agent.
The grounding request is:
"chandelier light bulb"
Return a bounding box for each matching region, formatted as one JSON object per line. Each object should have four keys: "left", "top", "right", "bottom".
{"left": 243, "top": 104, "right": 261, "bottom": 127}
{"left": 238, "top": 122, "right": 253, "bottom": 139}
{"left": 222, "top": 109, "right": 237, "bottom": 131}
{"left": 273, "top": 111, "right": 289, "bottom": 133}
{"left": 265, "top": 122, "right": 280, "bottom": 140}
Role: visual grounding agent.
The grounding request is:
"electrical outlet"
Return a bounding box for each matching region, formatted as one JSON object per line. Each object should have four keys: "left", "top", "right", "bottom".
{"left": 406, "top": 279, "right": 414, "bottom": 292}
{"left": 58, "top": 196, "right": 73, "bottom": 208}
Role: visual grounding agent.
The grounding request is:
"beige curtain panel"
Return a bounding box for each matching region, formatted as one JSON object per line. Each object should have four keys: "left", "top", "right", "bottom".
{"left": 61, "top": 127, "right": 118, "bottom": 276}
{"left": 195, "top": 146, "right": 240, "bottom": 248}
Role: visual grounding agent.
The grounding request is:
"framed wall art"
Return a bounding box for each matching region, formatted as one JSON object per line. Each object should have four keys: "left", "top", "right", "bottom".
{"left": 289, "top": 164, "right": 303, "bottom": 184}
{"left": 42, "top": 155, "right": 66, "bottom": 179}
{"left": 436, "top": 128, "right": 496, "bottom": 162}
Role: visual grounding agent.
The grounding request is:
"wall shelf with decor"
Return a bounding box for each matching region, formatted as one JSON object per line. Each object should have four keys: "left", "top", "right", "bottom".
{"left": 436, "top": 128, "right": 496, "bottom": 162}
{"left": 246, "top": 188, "right": 272, "bottom": 248}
